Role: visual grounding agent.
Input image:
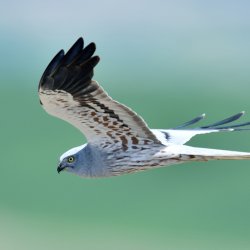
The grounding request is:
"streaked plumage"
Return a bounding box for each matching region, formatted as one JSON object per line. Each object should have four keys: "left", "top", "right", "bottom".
{"left": 38, "top": 37, "right": 250, "bottom": 178}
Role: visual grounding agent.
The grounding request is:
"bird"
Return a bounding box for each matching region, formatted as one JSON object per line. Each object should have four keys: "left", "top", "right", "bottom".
{"left": 38, "top": 37, "right": 250, "bottom": 178}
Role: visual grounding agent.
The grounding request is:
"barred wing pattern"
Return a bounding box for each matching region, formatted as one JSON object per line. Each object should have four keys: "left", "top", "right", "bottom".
{"left": 39, "top": 38, "right": 160, "bottom": 149}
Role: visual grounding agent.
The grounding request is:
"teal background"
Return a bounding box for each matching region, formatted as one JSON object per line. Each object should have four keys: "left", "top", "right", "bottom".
{"left": 1, "top": 1, "right": 250, "bottom": 249}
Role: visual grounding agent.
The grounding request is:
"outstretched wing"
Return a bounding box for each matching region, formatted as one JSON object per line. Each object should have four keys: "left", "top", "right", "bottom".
{"left": 152, "top": 112, "right": 250, "bottom": 145}
{"left": 39, "top": 38, "right": 160, "bottom": 148}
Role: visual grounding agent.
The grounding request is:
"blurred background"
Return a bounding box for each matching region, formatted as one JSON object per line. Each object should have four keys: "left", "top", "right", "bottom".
{"left": 1, "top": 0, "right": 250, "bottom": 249}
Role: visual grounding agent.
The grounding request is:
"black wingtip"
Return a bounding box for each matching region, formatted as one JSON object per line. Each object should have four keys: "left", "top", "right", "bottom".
{"left": 71, "top": 37, "right": 84, "bottom": 48}
{"left": 39, "top": 49, "right": 65, "bottom": 90}
{"left": 77, "top": 37, "right": 84, "bottom": 44}
{"left": 174, "top": 114, "right": 206, "bottom": 129}
{"left": 76, "top": 42, "right": 97, "bottom": 65}
{"left": 90, "top": 55, "right": 100, "bottom": 66}
{"left": 43, "top": 49, "right": 65, "bottom": 76}
{"left": 39, "top": 37, "right": 100, "bottom": 94}
{"left": 62, "top": 38, "right": 84, "bottom": 66}
{"left": 201, "top": 112, "right": 245, "bottom": 129}
{"left": 89, "top": 42, "right": 96, "bottom": 50}
{"left": 72, "top": 37, "right": 84, "bottom": 51}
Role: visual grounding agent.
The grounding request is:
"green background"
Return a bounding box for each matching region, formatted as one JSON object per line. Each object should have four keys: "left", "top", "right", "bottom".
{"left": 1, "top": 1, "right": 250, "bottom": 249}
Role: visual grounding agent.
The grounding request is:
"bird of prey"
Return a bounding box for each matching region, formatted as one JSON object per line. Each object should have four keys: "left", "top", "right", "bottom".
{"left": 38, "top": 37, "right": 250, "bottom": 178}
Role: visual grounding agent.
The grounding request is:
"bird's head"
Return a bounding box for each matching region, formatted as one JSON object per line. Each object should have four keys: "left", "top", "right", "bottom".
{"left": 57, "top": 144, "right": 86, "bottom": 174}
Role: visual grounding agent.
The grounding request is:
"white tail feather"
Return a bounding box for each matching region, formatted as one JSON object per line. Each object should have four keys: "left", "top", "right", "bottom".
{"left": 160, "top": 145, "right": 250, "bottom": 161}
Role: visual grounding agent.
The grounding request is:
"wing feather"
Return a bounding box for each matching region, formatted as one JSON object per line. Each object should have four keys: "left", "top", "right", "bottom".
{"left": 152, "top": 112, "right": 250, "bottom": 145}
{"left": 39, "top": 38, "right": 160, "bottom": 147}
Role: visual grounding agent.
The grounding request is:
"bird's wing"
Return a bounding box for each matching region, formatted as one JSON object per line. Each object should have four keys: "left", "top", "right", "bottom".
{"left": 39, "top": 38, "right": 160, "bottom": 148}
{"left": 152, "top": 112, "right": 250, "bottom": 145}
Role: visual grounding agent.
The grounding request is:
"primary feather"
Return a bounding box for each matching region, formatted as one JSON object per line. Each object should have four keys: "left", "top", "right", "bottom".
{"left": 153, "top": 111, "right": 250, "bottom": 145}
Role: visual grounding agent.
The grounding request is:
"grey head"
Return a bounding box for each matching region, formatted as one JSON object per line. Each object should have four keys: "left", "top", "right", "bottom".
{"left": 57, "top": 144, "right": 90, "bottom": 176}
{"left": 57, "top": 143, "right": 109, "bottom": 177}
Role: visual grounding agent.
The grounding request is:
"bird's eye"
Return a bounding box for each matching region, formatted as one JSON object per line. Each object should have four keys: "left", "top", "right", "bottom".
{"left": 67, "top": 156, "right": 75, "bottom": 163}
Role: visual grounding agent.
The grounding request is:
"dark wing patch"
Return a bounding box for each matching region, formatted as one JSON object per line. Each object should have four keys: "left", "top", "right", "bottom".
{"left": 39, "top": 37, "right": 161, "bottom": 147}
{"left": 39, "top": 38, "right": 99, "bottom": 95}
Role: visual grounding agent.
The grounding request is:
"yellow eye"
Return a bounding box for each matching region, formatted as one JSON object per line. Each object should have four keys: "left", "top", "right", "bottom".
{"left": 67, "top": 156, "right": 75, "bottom": 163}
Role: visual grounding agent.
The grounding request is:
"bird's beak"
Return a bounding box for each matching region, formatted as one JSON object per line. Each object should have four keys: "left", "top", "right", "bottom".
{"left": 57, "top": 164, "right": 66, "bottom": 173}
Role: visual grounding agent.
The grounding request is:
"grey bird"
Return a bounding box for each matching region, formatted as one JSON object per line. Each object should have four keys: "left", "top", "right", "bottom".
{"left": 38, "top": 37, "right": 250, "bottom": 178}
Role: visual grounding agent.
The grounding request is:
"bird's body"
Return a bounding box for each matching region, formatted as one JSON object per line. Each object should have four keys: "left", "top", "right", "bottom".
{"left": 57, "top": 131, "right": 250, "bottom": 178}
{"left": 39, "top": 37, "right": 250, "bottom": 178}
{"left": 61, "top": 142, "right": 163, "bottom": 177}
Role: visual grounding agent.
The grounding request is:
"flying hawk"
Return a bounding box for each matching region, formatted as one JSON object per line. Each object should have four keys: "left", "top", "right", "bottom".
{"left": 38, "top": 37, "right": 250, "bottom": 177}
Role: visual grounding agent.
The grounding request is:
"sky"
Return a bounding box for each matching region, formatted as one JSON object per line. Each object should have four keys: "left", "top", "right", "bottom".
{"left": 1, "top": 1, "right": 250, "bottom": 249}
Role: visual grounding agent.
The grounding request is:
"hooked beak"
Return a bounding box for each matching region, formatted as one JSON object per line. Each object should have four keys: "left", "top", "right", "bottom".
{"left": 57, "top": 164, "right": 66, "bottom": 173}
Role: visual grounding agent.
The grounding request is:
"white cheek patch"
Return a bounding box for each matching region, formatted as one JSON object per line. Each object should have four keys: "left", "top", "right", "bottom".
{"left": 59, "top": 144, "right": 86, "bottom": 162}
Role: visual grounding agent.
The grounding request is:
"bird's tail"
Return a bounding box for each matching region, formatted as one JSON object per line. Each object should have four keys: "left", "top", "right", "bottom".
{"left": 161, "top": 144, "right": 250, "bottom": 162}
